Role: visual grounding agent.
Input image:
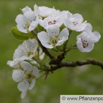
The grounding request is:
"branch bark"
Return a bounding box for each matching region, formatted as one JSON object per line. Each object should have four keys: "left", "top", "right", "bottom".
{"left": 41, "top": 46, "right": 54, "bottom": 59}
{"left": 48, "top": 58, "right": 103, "bottom": 72}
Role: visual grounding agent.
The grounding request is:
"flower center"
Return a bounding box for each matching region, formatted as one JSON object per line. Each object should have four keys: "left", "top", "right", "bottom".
{"left": 25, "top": 46, "right": 34, "bottom": 57}
{"left": 81, "top": 39, "right": 89, "bottom": 48}
{"left": 73, "top": 22, "right": 78, "bottom": 26}
{"left": 48, "top": 36, "right": 58, "bottom": 47}
{"left": 24, "top": 21, "right": 30, "bottom": 32}
{"left": 25, "top": 71, "right": 36, "bottom": 83}
{"left": 48, "top": 20, "right": 57, "bottom": 25}
{"left": 34, "top": 51, "right": 38, "bottom": 57}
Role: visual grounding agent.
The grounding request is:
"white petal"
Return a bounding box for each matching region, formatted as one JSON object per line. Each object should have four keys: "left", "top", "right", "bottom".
{"left": 85, "top": 42, "right": 94, "bottom": 52}
{"left": 29, "top": 79, "right": 36, "bottom": 90}
{"left": 73, "top": 13, "right": 83, "bottom": 23}
{"left": 32, "top": 39, "right": 38, "bottom": 53}
{"left": 22, "top": 6, "right": 32, "bottom": 13}
{"left": 7, "top": 60, "right": 13, "bottom": 67}
{"left": 56, "top": 37, "right": 66, "bottom": 46}
{"left": 93, "top": 31, "right": 101, "bottom": 42}
{"left": 15, "top": 14, "right": 28, "bottom": 33}
{"left": 7, "top": 60, "right": 18, "bottom": 68}
{"left": 33, "top": 66, "right": 39, "bottom": 78}
{"left": 15, "top": 14, "right": 25, "bottom": 25}
{"left": 13, "top": 44, "right": 26, "bottom": 60}
{"left": 47, "top": 25, "right": 59, "bottom": 37}
{"left": 12, "top": 69, "right": 24, "bottom": 82}
{"left": 59, "top": 28, "right": 69, "bottom": 41}
{"left": 24, "top": 11, "right": 35, "bottom": 22}
{"left": 29, "top": 21, "right": 38, "bottom": 31}
{"left": 21, "top": 91, "right": 27, "bottom": 99}
{"left": 66, "top": 11, "right": 72, "bottom": 18}
{"left": 40, "top": 7, "right": 56, "bottom": 17}
{"left": 20, "top": 61, "right": 32, "bottom": 71}
{"left": 39, "top": 48, "right": 45, "bottom": 60}
{"left": 17, "top": 24, "right": 28, "bottom": 33}
{"left": 84, "top": 23, "right": 93, "bottom": 31}
{"left": 77, "top": 32, "right": 91, "bottom": 42}
{"left": 38, "top": 31, "right": 49, "bottom": 42}
{"left": 64, "top": 19, "right": 73, "bottom": 29}
{"left": 39, "top": 53, "right": 45, "bottom": 60}
{"left": 39, "top": 19, "right": 46, "bottom": 27}
{"left": 75, "top": 21, "right": 87, "bottom": 32}
{"left": 35, "top": 5, "right": 56, "bottom": 17}
{"left": 40, "top": 42, "right": 53, "bottom": 48}
{"left": 18, "top": 80, "right": 29, "bottom": 92}
{"left": 38, "top": 32, "right": 53, "bottom": 48}
{"left": 56, "top": 28, "right": 69, "bottom": 46}
{"left": 34, "top": 4, "right": 39, "bottom": 14}
{"left": 56, "top": 16, "right": 64, "bottom": 27}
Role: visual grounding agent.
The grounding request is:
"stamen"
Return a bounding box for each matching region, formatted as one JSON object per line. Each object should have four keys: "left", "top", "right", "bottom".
{"left": 81, "top": 39, "right": 89, "bottom": 48}
{"left": 48, "top": 36, "right": 58, "bottom": 47}
{"left": 73, "top": 22, "right": 78, "bottom": 26}
{"left": 48, "top": 20, "right": 57, "bottom": 25}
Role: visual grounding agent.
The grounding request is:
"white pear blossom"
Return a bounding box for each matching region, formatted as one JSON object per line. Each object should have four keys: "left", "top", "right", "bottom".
{"left": 12, "top": 61, "right": 39, "bottom": 98}
{"left": 84, "top": 23, "right": 101, "bottom": 42}
{"left": 64, "top": 13, "right": 87, "bottom": 31}
{"left": 7, "top": 38, "right": 45, "bottom": 67}
{"left": 34, "top": 4, "right": 57, "bottom": 17}
{"left": 38, "top": 25, "right": 69, "bottom": 48}
{"left": 13, "top": 38, "right": 38, "bottom": 61}
{"left": 77, "top": 30, "right": 101, "bottom": 52}
{"left": 38, "top": 10, "right": 71, "bottom": 29}
{"left": 15, "top": 10, "right": 38, "bottom": 33}
{"left": 39, "top": 15, "right": 64, "bottom": 29}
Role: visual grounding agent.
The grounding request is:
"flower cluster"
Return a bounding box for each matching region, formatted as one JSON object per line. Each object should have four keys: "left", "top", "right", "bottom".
{"left": 15, "top": 4, "right": 101, "bottom": 51}
{"left": 7, "top": 4, "right": 101, "bottom": 98}
{"left": 7, "top": 38, "right": 44, "bottom": 98}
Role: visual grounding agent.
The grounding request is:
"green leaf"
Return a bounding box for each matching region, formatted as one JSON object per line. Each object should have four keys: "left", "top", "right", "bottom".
{"left": 11, "top": 27, "right": 34, "bottom": 40}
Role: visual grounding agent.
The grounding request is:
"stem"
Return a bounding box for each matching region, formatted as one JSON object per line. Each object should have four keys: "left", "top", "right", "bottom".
{"left": 65, "top": 44, "right": 77, "bottom": 53}
{"left": 36, "top": 72, "right": 47, "bottom": 80}
{"left": 32, "top": 57, "right": 47, "bottom": 70}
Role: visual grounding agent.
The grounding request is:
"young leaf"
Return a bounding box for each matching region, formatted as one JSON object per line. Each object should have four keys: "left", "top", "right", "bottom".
{"left": 11, "top": 27, "right": 34, "bottom": 40}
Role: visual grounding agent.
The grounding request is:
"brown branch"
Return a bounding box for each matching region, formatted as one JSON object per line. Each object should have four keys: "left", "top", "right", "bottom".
{"left": 41, "top": 45, "right": 54, "bottom": 59}
{"left": 48, "top": 58, "right": 103, "bottom": 72}
{"left": 49, "top": 52, "right": 65, "bottom": 65}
